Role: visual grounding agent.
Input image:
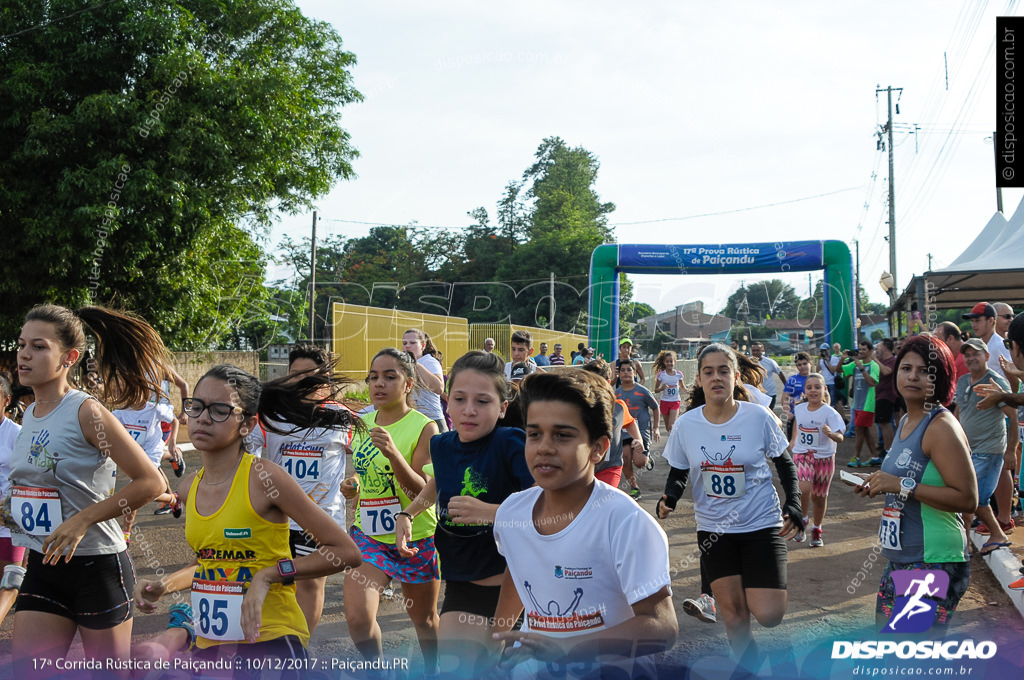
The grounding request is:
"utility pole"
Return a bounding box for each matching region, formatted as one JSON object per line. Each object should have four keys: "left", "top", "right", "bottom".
{"left": 878, "top": 85, "right": 902, "bottom": 337}
{"left": 309, "top": 210, "right": 317, "bottom": 343}
{"left": 927, "top": 253, "right": 933, "bottom": 272}
{"left": 854, "top": 240, "right": 860, "bottom": 341}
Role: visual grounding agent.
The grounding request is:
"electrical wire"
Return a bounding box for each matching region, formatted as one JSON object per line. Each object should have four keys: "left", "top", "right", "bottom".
{"left": 0, "top": 0, "right": 123, "bottom": 41}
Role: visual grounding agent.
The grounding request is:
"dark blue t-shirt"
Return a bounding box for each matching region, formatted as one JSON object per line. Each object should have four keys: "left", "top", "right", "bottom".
{"left": 430, "top": 427, "right": 534, "bottom": 582}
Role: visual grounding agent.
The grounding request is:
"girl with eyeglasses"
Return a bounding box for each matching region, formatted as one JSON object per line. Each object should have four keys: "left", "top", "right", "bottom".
{"left": 6, "top": 304, "right": 167, "bottom": 675}
{"left": 132, "top": 364, "right": 361, "bottom": 673}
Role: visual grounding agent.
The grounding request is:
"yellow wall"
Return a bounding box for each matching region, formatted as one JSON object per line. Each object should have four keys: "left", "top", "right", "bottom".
{"left": 330, "top": 303, "right": 587, "bottom": 378}
{"left": 331, "top": 303, "right": 470, "bottom": 378}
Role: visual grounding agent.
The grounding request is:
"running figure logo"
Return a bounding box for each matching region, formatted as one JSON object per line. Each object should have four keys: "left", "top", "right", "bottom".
{"left": 883, "top": 569, "right": 949, "bottom": 633}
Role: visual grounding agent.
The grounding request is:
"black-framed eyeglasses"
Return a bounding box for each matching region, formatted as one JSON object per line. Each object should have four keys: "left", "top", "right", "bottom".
{"left": 1000, "top": 314, "right": 1015, "bottom": 320}
{"left": 182, "top": 398, "right": 245, "bottom": 422}
{"left": 1005, "top": 338, "right": 1016, "bottom": 351}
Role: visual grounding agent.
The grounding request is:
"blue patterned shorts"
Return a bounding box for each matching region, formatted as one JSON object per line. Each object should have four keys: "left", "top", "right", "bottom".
{"left": 350, "top": 525, "right": 439, "bottom": 583}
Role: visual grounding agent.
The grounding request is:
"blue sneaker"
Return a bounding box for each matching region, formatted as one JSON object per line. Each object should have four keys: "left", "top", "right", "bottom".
{"left": 867, "top": 457, "right": 883, "bottom": 466}
{"left": 848, "top": 458, "right": 862, "bottom": 468}
{"left": 167, "top": 602, "right": 195, "bottom": 648}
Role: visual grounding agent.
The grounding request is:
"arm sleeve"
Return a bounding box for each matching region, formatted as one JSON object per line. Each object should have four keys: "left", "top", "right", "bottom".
{"left": 662, "top": 466, "right": 689, "bottom": 509}
{"left": 772, "top": 450, "right": 803, "bottom": 530}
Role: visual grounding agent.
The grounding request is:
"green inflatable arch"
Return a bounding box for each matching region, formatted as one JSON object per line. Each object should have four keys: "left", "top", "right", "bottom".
{"left": 589, "top": 241, "right": 855, "bottom": 360}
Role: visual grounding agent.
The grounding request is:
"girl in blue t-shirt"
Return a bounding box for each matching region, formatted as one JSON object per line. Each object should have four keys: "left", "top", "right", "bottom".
{"left": 396, "top": 350, "right": 534, "bottom": 678}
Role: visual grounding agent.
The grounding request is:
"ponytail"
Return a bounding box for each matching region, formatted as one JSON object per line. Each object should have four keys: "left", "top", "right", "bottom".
{"left": 198, "top": 364, "right": 363, "bottom": 437}
{"left": 25, "top": 304, "right": 170, "bottom": 410}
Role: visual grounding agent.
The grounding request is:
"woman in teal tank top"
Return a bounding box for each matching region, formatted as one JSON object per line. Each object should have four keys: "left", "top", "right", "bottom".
{"left": 855, "top": 335, "right": 978, "bottom": 632}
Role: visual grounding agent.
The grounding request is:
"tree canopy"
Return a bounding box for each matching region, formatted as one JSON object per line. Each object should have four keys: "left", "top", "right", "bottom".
{"left": 0, "top": 0, "right": 360, "bottom": 348}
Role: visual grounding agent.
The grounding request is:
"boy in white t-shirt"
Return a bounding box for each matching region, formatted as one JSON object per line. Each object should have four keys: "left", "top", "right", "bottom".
{"left": 492, "top": 369, "right": 677, "bottom": 677}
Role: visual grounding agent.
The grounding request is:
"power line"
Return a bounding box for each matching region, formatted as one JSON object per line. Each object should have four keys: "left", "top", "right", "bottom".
{"left": 317, "top": 185, "right": 865, "bottom": 232}
{"left": 0, "top": 0, "right": 123, "bottom": 41}
{"left": 610, "top": 186, "right": 864, "bottom": 226}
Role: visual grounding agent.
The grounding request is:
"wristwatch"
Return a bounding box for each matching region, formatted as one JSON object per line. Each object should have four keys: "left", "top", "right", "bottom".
{"left": 277, "top": 558, "right": 297, "bottom": 586}
{"left": 898, "top": 477, "right": 917, "bottom": 501}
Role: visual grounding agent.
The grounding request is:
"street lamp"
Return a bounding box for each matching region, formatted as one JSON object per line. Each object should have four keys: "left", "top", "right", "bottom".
{"left": 879, "top": 271, "right": 898, "bottom": 336}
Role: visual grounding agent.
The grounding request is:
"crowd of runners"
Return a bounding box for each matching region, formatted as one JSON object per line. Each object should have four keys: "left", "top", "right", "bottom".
{"left": 0, "top": 300, "right": 1022, "bottom": 678}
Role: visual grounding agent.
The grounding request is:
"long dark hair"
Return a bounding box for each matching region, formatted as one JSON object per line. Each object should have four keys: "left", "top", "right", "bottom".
{"left": 197, "top": 364, "right": 361, "bottom": 437}
{"left": 684, "top": 343, "right": 749, "bottom": 411}
{"left": 25, "top": 304, "right": 171, "bottom": 410}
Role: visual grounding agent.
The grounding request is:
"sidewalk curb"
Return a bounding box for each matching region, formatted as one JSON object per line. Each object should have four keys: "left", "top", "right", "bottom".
{"left": 971, "top": 529, "right": 1024, "bottom": 618}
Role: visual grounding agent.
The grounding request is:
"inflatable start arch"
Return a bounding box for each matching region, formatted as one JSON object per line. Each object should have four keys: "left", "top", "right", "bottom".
{"left": 588, "top": 241, "right": 855, "bottom": 360}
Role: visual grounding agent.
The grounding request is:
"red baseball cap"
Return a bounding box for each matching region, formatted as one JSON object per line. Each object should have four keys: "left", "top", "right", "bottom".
{"left": 962, "top": 302, "right": 996, "bottom": 319}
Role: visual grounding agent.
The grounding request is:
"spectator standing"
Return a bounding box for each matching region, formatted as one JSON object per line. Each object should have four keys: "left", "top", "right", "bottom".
{"left": 874, "top": 339, "right": 898, "bottom": 458}
{"left": 936, "top": 321, "right": 969, "bottom": 381}
{"left": 751, "top": 342, "right": 785, "bottom": 411}
{"left": 534, "top": 342, "right": 551, "bottom": 367}
{"left": 843, "top": 341, "right": 881, "bottom": 468}
{"left": 955, "top": 338, "right": 1018, "bottom": 553}
{"left": 548, "top": 343, "right": 566, "bottom": 366}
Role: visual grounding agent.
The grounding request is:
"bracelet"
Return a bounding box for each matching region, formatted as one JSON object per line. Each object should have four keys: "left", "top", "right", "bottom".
{"left": 395, "top": 511, "right": 414, "bottom": 520}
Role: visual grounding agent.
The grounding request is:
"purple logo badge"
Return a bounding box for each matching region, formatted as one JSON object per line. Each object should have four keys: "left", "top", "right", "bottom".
{"left": 883, "top": 569, "right": 949, "bottom": 634}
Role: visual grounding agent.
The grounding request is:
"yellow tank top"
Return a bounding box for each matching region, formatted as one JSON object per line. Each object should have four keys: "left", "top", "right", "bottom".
{"left": 351, "top": 409, "right": 438, "bottom": 543}
{"left": 185, "top": 453, "right": 309, "bottom": 648}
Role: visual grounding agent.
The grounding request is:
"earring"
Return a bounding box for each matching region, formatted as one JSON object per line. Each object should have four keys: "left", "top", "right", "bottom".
{"left": 240, "top": 429, "right": 249, "bottom": 437}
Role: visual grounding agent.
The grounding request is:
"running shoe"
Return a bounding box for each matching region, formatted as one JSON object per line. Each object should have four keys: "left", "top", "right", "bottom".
{"left": 167, "top": 603, "right": 196, "bottom": 648}
{"left": 629, "top": 487, "right": 642, "bottom": 501}
{"left": 810, "top": 527, "right": 824, "bottom": 548}
{"left": 1009, "top": 576, "right": 1024, "bottom": 590}
{"left": 645, "top": 454, "right": 655, "bottom": 471}
{"left": 682, "top": 593, "right": 717, "bottom": 623}
{"left": 170, "top": 449, "right": 186, "bottom": 478}
{"left": 866, "top": 457, "right": 882, "bottom": 466}
{"left": 847, "top": 458, "right": 862, "bottom": 468}
{"left": 791, "top": 528, "right": 806, "bottom": 543}
{"left": 154, "top": 503, "right": 173, "bottom": 515}
{"left": 171, "top": 494, "right": 182, "bottom": 519}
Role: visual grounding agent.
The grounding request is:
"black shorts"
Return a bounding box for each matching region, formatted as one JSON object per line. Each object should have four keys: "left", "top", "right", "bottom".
{"left": 875, "top": 399, "right": 895, "bottom": 424}
{"left": 698, "top": 527, "right": 787, "bottom": 590}
{"left": 289, "top": 528, "right": 319, "bottom": 558}
{"left": 440, "top": 580, "right": 502, "bottom": 619}
{"left": 17, "top": 549, "right": 135, "bottom": 629}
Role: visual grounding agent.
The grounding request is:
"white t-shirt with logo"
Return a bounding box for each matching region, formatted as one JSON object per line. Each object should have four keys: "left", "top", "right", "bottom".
{"left": 0, "top": 417, "right": 22, "bottom": 539}
{"left": 663, "top": 401, "right": 787, "bottom": 534}
{"left": 494, "top": 482, "right": 670, "bottom": 642}
{"left": 412, "top": 354, "right": 444, "bottom": 421}
{"left": 791, "top": 402, "right": 845, "bottom": 458}
{"left": 257, "top": 404, "right": 353, "bottom": 530}
{"left": 657, "top": 370, "right": 684, "bottom": 403}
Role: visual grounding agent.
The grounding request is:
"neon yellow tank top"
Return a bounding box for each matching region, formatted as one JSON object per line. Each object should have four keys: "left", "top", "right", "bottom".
{"left": 185, "top": 453, "right": 309, "bottom": 648}
{"left": 351, "top": 409, "right": 438, "bottom": 543}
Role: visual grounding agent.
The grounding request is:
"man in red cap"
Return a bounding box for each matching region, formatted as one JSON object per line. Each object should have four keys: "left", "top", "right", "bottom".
{"left": 963, "top": 302, "right": 1012, "bottom": 379}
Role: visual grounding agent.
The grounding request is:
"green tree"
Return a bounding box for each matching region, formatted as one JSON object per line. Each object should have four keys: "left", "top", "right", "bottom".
{"left": 721, "top": 280, "right": 801, "bottom": 321}
{"left": 496, "top": 137, "right": 615, "bottom": 330}
{"left": 0, "top": 0, "right": 360, "bottom": 348}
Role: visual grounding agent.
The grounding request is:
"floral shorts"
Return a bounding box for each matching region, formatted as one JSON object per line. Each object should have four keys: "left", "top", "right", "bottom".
{"left": 350, "top": 525, "right": 439, "bottom": 583}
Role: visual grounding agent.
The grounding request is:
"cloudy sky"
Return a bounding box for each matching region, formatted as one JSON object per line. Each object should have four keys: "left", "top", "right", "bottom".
{"left": 279, "top": 0, "right": 1022, "bottom": 316}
